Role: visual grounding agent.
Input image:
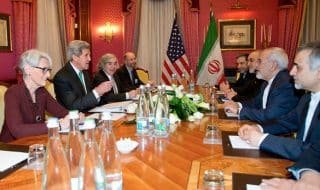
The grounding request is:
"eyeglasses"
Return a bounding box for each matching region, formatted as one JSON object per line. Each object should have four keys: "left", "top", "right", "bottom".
{"left": 32, "top": 66, "right": 52, "bottom": 74}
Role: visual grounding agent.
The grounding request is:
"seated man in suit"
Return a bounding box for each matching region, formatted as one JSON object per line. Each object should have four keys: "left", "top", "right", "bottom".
{"left": 93, "top": 53, "right": 137, "bottom": 104}
{"left": 53, "top": 40, "right": 113, "bottom": 112}
{"left": 261, "top": 141, "right": 320, "bottom": 190}
{"left": 238, "top": 42, "right": 320, "bottom": 161}
{"left": 219, "top": 54, "right": 250, "bottom": 92}
{"left": 225, "top": 50, "right": 264, "bottom": 101}
{"left": 224, "top": 47, "right": 300, "bottom": 123}
{"left": 115, "top": 52, "right": 144, "bottom": 92}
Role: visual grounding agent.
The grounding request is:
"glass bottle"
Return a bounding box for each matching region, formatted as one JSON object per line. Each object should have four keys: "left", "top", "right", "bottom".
{"left": 189, "top": 69, "right": 195, "bottom": 94}
{"left": 65, "top": 110, "right": 83, "bottom": 189}
{"left": 154, "top": 85, "right": 170, "bottom": 138}
{"left": 171, "top": 73, "right": 178, "bottom": 86}
{"left": 42, "top": 117, "right": 71, "bottom": 190}
{"left": 79, "top": 118, "right": 105, "bottom": 190}
{"left": 96, "top": 112, "right": 112, "bottom": 142}
{"left": 181, "top": 73, "right": 188, "bottom": 90}
{"left": 145, "top": 83, "right": 155, "bottom": 134}
{"left": 136, "top": 85, "right": 150, "bottom": 135}
{"left": 99, "top": 112, "right": 122, "bottom": 190}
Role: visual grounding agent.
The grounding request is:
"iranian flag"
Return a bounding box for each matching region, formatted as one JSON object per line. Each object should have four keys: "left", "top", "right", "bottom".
{"left": 196, "top": 11, "right": 224, "bottom": 86}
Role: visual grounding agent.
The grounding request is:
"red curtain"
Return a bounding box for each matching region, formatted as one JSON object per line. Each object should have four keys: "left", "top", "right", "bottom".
{"left": 122, "top": 0, "right": 136, "bottom": 53}
{"left": 181, "top": 0, "right": 199, "bottom": 71}
{"left": 64, "top": 0, "right": 76, "bottom": 43}
{"left": 12, "top": 0, "right": 37, "bottom": 82}
{"left": 278, "top": 0, "right": 305, "bottom": 68}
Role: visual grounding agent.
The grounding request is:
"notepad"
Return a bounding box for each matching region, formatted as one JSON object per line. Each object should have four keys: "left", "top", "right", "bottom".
{"left": 246, "top": 184, "right": 261, "bottom": 190}
{"left": 0, "top": 150, "right": 28, "bottom": 172}
{"left": 89, "top": 101, "right": 133, "bottom": 113}
{"left": 229, "top": 136, "right": 259, "bottom": 150}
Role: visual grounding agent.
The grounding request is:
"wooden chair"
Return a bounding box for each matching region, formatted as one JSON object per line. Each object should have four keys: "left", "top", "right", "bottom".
{"left": 0, "top": 85, "right": 8, "bottom": 133}
{"left": 136, "top": 68, "right": 149, "bottom": 84}
{"left": 45, "top": 80, "right": 56, "bottom": 99}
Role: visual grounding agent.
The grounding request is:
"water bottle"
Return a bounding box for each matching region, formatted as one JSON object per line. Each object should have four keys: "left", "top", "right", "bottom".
{"left": 171, "top": 73, "right": 178, "bottom": 86}
{"left": 65, "top": 110, "right": 83, "bottom": 190}
{"left": 99, "top": 112, "right": 122, "bottom": 190}
{"left": 96, "top": 112, "right": 112, "bottom": 142}
{"left": 154, "top": 85, "right": 170, "bottom": 138}
{"left": 181, "top": 73, "right": 188, "bottom": 90}
{"left": 42, "top": 117, "right": 71, "bottom": 190}
{"left": 79, "top": 118, "right": 105, "bottom": 190}
{"left": 136, "top": 85, "right": 150, "bottom": 135}
{"left": 145, "top": 84, "right": 155, "bottom": 134}
{"left": 189, "top": 69, "right": 195, "bottom": 94}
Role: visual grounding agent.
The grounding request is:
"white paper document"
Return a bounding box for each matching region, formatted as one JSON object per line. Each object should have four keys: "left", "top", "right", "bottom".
{"left": 0, "top": 150, "right": 28, "bottom": 172}
{"left": 246, "top": 184, "right": 261, "bottom": 190}
{"left": 86, "top": 113, "right": 126, "bottom": 121}
{"left": 229, "top": 136, "right": 259, "bottom": 150}
{"left": 89, "top": 101, "right": 133, "bottom": 113}
{"left": 225, "top": 111, "right": 239, "bottom": 118}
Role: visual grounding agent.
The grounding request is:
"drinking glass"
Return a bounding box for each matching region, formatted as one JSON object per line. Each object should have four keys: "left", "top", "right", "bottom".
{"left": 203, "top": 169, "right": 224, "bottom": 190}
{"left": 27, "top": 144, "right": 45, "bottom": 170}
{"left": 203, "top": 125, "right": 222, "bottom": 144}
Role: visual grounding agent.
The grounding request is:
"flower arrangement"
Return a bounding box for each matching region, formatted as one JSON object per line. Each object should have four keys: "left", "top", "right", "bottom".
{"left": 165, "top": 85, "right": 210, "bottom": 122}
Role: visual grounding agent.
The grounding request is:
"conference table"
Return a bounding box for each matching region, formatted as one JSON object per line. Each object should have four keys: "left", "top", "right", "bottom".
{"left": 0, "top": 112, "right": 293, "bottom": 190}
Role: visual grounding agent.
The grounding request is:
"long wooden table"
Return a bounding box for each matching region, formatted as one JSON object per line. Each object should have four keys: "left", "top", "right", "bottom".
{"left": 0, "top": 114, "right": 293, "bottom": 190}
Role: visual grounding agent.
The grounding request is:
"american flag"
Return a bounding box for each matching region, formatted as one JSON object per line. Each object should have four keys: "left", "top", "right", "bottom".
{"left": 161, "top": 17, "right": 190, "bottom": 85}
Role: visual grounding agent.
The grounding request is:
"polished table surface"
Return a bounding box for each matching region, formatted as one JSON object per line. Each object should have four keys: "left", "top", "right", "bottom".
{"left": 0, "top": 114, "right": 293, "bottom": 190}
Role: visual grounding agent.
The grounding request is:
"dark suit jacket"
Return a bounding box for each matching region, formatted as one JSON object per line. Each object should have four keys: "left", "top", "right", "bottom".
{"left": 260, "top": 93, "right": 320, "bottom": 161}
{"left": 115, "top": 65, "right": 143, "bottom": 92}
{"left": 231, "top": 72, "right": 264, "bottom": 102}
{"left": 239, "top": 70, "right": 300, "bottom": 123}
{"left": 92, "top": 70, "right": 127, "bottom": 105}
{"left": 53, "top": 62, "right": 99, "bottom": 112}
{"left": 290, "top": 140, "right": 320, "bottom": 173}
{"left": 231, "top": 72, "right": 249, "bottom": 89}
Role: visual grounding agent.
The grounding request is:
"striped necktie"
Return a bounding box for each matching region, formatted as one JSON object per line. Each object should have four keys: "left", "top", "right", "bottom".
{"left": 110, "top": 76, "right": 118, "bottom": 94}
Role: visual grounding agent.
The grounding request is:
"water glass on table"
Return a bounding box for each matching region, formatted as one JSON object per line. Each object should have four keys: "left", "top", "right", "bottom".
{"left": 27, "top": 144, "right": 45, "bottom": 170}
{"left": 203, "top": 125, "right": 222, "bottom": 144}
{"left": 203, "top": 169, "right": 224, "bottom": 190}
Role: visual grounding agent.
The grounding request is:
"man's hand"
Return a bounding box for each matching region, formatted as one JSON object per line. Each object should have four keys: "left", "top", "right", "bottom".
{"left": 128, "top": 90, "right": 137, "bottom": 99}
{"left": 147, "top": 80, "right": 155, "bottom": 86}
{"left": 238, "top": 124, "right": 261, "bottom": 140}
{"left": 219, "top": 81, "right": 230, "bottom": 92}
{"left": 225, "top": 88, "right": 237, "bottom": 99}
{"left": 59, "top": 115, "right": 70, "bottom": 130}
{"left": 94, "top": 81, "right": 113, "bottom": 96}
{"left": 260, "top": 178, "right": 295, "bottom": 190}
{"left": 223, "top": 101, "right": 239, "bottom": 114}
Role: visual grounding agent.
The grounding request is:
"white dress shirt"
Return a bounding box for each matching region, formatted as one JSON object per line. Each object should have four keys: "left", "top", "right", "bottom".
{"left": 104, "top": 72, "right": 118, "bottom": 94}
{"left": 303, "top": 91, "right": 320, "bottom": 141}
{"left": 262, "top": 74, "right": 277, "bottom": 109}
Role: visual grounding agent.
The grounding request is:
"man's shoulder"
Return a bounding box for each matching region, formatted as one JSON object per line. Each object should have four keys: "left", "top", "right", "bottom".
{"left": 272, "top": 70, "right": 294, "bottom": 87}
{"left": 54, "top": 64, "right": 73, "bottom": 81}
{"left": 115, "top": 65, "right": 128, "bottom": 77}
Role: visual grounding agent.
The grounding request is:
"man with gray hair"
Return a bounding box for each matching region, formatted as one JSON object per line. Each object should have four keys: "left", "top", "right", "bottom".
{"left": 224, "top": 47, "right": 300, "bottom": 123}
{"left": 238, "top": 42, "right": 320, "bottom": 161}
{"left": 54, "top": 40, "right": 113, "bottom": 112}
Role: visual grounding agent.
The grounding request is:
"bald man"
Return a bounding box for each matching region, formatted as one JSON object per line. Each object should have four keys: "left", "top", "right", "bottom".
{"left": 115, "top": 52, "right": 144, "bottom": 92}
